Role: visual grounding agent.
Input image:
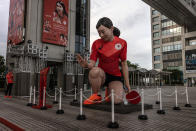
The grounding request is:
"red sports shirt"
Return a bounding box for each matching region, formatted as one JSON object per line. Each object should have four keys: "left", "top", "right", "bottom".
{"left": 90, "top": 36, "right": 127, "bottom": 76}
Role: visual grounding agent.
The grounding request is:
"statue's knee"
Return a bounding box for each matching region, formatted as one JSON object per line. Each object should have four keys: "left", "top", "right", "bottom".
{"left": 89, "top": 67, "right": 102, "bottom": 78}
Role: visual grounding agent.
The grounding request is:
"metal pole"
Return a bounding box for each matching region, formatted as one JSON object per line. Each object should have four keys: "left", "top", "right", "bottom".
{"left": 59, "top": 87, "right": 62, "bottom": 110}
{"left": 138, "top": 72, "right": 140, "bottom": 87}
{"left": 43, "top": 86, "right": 46, "bottom": 107}
{"left": 80, "top": 88, "right": 83, "bottom": 115}
{"left": 74, "top": 85, "right": 77, "bottom": 100}
{"left": 185, "top": 86, "right": 189, "bottom": 104}
{"left": 29, "top": 86, "right": 32, "bottom": 103}
{"left": 54, "top": 88, "right": 57, "bottom": 102}
{"left": 133, "top": 72, "right": 135, "bottom": 87}
{"left": 33, "top": 86, "right": 36, "bottom": 105}
{"left": 159, "top": 88, "right": 162, "bottom": 110}
{"left": 111, "top": 89, "right": 115, "bottom": 123}
{"left": 141, "top": 89, "right": 144, "bottom": 115}
{"left": 157, "top": 86, "right": 160, "bottom": 101}
{"left": 175, "top": 87, "right": 178, "bottom": 107}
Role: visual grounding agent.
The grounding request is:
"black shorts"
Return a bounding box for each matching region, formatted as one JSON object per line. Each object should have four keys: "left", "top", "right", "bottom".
{"left": 103, "top": 73, "right": 122, "bottom": 87}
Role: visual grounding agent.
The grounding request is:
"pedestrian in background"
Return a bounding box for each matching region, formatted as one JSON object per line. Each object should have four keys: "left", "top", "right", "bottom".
{"left": 5, "top": 69, "right": 14, "bottom": 98}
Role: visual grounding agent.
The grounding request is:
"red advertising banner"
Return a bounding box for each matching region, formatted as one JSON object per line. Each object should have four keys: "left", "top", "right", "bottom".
{"left": 7, "top": 0, "right": 25, "bottom": 45}
{"left": 42, "top": 0, "right": 69, "bottom": 46}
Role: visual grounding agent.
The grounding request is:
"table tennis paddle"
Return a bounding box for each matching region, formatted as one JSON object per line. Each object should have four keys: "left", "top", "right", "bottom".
{"left": 126, "top": 90, "right": 141, "bottom": 104}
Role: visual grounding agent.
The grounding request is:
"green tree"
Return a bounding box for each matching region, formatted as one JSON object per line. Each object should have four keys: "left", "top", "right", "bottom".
{"left": 127, "top": 60, "right": 139, "bottom": 69}
{"left": 0, "top": 56, "right": 6, "bottom": 88}
{"left": 0, "top": 55, "right": 6, "bottom": 73}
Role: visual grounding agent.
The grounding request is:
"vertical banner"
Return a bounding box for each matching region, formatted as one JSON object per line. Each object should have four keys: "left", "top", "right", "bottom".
{"left": 7, "top": 0, "right": 25, "bottom": 45}
{"left": 42, "top": 0, "right": 69, "bottom": 46}
{"left": 186, "top": 49, "right": 196, "bottom": 73}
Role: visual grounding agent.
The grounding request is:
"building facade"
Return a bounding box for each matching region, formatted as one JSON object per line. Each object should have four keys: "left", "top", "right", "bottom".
{"left": 6, "top": 0, "right": 90, "bottom": 95}
{"left": 143, "top": 0, "right": 196, "bottom": 87}
{"left": 151, "top": 9, "right": 183, "bottom": 72}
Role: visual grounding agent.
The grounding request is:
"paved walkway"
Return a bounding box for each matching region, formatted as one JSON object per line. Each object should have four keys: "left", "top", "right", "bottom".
{"left": 0, "top": 86, "right": 196, "bottom": 131}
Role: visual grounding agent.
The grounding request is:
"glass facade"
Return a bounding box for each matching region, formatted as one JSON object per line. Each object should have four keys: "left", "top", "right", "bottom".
{"left": 153, "top": 32, "right": 160, "bottom": 38}
{"left": 154, "top": 55, "right": 160, "bottom": 61}
{"left": 153, "top": 39, "right": 160, "bottom": 45}
{"left": 152, "top": 10, "right": 159, "bottom": 15}
{"left": 75, "top": 0, "right": 88, "bottom": 53}
{"left": 163, "top": 52, "right": 182, "bottom": 61}
{"left": 162, "top": 36, "right": 181, "bottom": 44}
{"left": 162, "top": 44, "right": 182, "bottom": 52}
{"left": 189, "top": 39, "right": 196, "bottom": 46}
{"left": 161, "top": 21, "right": 177, "bottom": 28}
{"left": 151, "top": 9, "right": 183, "bottom": 71}
{"left": 153, "top": 24, "right": 159, "bottom": 30}
{"left": 152, "top": 16, "right": 159, "bottom": 22}
{"left": 163, "top": 61, "right": 182, "bottom": 69}
{"left": 161, "top": 27, "right": 181, "bottom": 36}
{"left": 154, "top": 63, "right": 161, "bottom": 69}
{"left": 154, "top": 47, "right": 160, "bottom": 53}
{"left": 161, "top": 15, "right": 168, "bottom": 20}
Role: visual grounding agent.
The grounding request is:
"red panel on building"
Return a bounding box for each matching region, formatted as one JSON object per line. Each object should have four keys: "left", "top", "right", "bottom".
{"left": 42, "top": 0, "right": 69, "bottom": 46}
{"left": 7, "top": 0, "right": 25, "bottom": 45}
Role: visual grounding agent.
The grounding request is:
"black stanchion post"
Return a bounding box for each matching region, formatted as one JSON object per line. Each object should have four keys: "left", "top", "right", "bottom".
{"left": 157, "top": 88, "right": 165, "bottom": 114}
{"left": 41, "top": 86, "right": 47, "bottom": 110}
{"left": 70, "top": 85, "right": 79, "bottom": 105}
{"left": 184, "top": 86, "right": 192, "bottom": 107}
{"left": 138, "top": 89, "right": 148, "bottom": 120}
{"left": 53, "top": 87, "right": 58, "bottom": 104}
{"left": 107, "top": 89, "right": 119, "bottom": 128}
{"left": 173, "top": 87, "right": 181, "bottom": 110}
{"left": 27, "top": 86, "right": 33, "bottom": 106}
{"left": 32, "top": 86, "right": 37, "bottom": 106}
{"left": 155, "top": 86, "right": 160, "bottom": 104}
{"left": 56, "top": 87, "right": 64, "bottom": 114}
{"left": 77, "top": 88, "right": 86, "bottom": 120}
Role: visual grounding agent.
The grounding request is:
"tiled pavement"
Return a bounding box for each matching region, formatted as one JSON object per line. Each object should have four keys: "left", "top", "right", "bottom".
{"left": 0, "top": 86, "right": 196, "bottom": 131}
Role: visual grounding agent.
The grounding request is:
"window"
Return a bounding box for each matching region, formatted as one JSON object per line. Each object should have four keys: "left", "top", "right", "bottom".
{"left": 189, "top": 40, "right": 196, "bottom": 45}
{"left": 161, "top": 20, "right": 176, "bottom": 28}
{"left": 154, "top": 47, "right": 160, "bottom": 53}
{"left": 153, "top": 32, "right": 160, "bottom": 38}
{"left": 152, "top": 10, "right": 159, "bottom": 15}
{"left": 154, "top": 55, "right": 160, "bottom": 61}
{"left": 153, "top": 24, "right": 159, "bottom": 30}
{"left": 161, "top": 27, "right": 181, "bottom": 36}
{"left": 153, "top": 39, "right": 160, "bottom": 45}
{"left": 161, "top": 15, "right": 168, "bottom": 20}
{"left": 162, "top": 44, "right": 182, "bottom": 52}
{"left": 154, "top": 63, "right": 161, "bottom": 69}
{"left": 152, "top": 16, "right": 159, "bottom": 22}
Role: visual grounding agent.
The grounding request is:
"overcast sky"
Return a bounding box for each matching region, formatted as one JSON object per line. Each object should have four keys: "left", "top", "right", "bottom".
{"left": 0, "top": 0, "right": 152, "bottom": 69}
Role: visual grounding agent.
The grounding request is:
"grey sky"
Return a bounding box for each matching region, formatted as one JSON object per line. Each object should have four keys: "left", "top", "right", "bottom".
{"left": 0, "top": 0, "right": 152, "bottom": 69}
{"left": 0, "top": 0, "right": 9, "bottom": 57}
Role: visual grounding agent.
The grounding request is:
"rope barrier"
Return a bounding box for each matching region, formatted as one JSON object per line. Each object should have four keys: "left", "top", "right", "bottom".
{"left": 45, "top": 91, "right": 55, "bottom": 98}
{"left": 63, "top": 88, "right": 75, "bottom": 93}
{"left": 162, "top": 90, "right": 176, "bottom": 97}
{"left": 178, "top": 89, "right": 186, "bottom": 95}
